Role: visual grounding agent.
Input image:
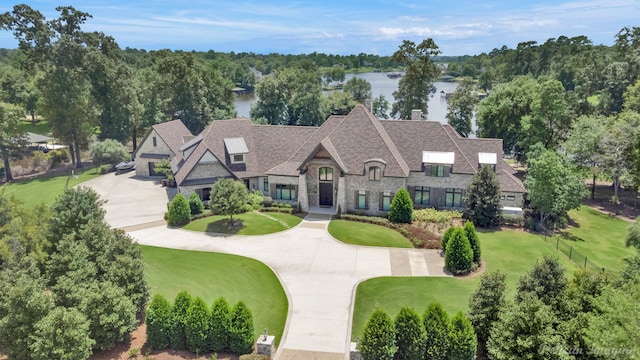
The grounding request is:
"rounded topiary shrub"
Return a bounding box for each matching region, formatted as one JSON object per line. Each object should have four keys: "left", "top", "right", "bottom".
{"left": 444, "top": 227, "right": 474, "bottom": 274}
{"left": 229, "top": 301, "right": 254, "bottom": 355}
{"left": 389, "top": 188, "right": 413, "bottom": 224}
{"left": 167, "top": 194, "right": 191, "bottom": 227}
{"left": 209, "top": 297, "right": 231, "bottom": 352}
{"left": 188, "top": 192, "right": 205, "bottom": 215}
{"left": 463, "top": 221, "right": 481, "bottom": 264}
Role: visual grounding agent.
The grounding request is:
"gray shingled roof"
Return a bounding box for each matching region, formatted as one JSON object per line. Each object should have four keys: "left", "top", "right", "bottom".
{"left": 151, "top": 120, "right": 193, "bottom": 155}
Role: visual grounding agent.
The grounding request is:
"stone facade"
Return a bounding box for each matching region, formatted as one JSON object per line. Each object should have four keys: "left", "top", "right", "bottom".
{"left": 344, "top": 173, "right": 407, "bottom": 216}
{"left": 267, "top": 175, "right": 300, "bottom": 205}
{"left": 501, "top": 191, "right": 524, "bottom": 208}
{"left": 305, "top": 158, "right": 339, "bottom": 208}
{"left": 134, "top": 129, "right": 173, "bottom": 177}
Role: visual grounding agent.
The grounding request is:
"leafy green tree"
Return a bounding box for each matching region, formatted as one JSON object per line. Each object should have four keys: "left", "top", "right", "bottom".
{"left": 444, "top": 227, "right": 474, "bottom": 274}
{"left": 563, "top": 115, "right": 609, "bottom": 200}
{"left": 323, "top": 67, "right": 346, "bottom": 83}
{"left": 463, "top": 221, "right": 481, "bottom": 264}
{"left": 229, "top": 301, "right": 254, "bottom": 355}
{"left": 0, "top": 102, "right": 27, "bottom": 182}
{"left": 446, "top": 78, "right": 478, "bottom": 137}
{"left": 169, "top": 291, "right": 192, "bottom": 350}
{"left": 516, "top": 256, "right": 568, "bottom": 314}
{"left": 467, "top": 271, "right": 507, "bottom": 357}
{"left": 47, "top": 186, "right": 106, "bottom": 248}
{"left": 80, "top": 280, "right": 137, "bottom": 351}
{"left": 188, "top": 192, "right": 205, "bottom": 215}
{"left": 185, "top": 296, "right": 210, "bottom": 354}
{"left": 524, "top": 148, "right": 588, "bottom": 227}
{"left": 423, "top": 303, "right": 451, "bottom": 360}
{"left": 90, "top": 138, "right": 130, "bottom": 169}
{"left": 209, "top": 297, "right": 231, "bottom": 352}
{"left": 441, "top": 226, "right": 456, "bottom": 251}
{"left": 449, "top": 311, "right": 477, "bottom": 360}
{"left": 626, "top": 217, "right": 640, "bottom": 249}
{"left": 30, "top": 306, "right": 94, "bottom": 360}
{"left": 210, "top": 178, "right": 250, "bottom": 222}
{"left": 372, "top": 94, "right": 390, "bottom": 119}
{"left": 388, "top": 188, "right": 413, "bottom": 224}
{"left": 464, "top": 164, "right": 502, "bottom": 228}
{"left": 487, "top": 293, "right": 571, "bottom": 360}
{"left": 391, "top": 39, "right": 441, "bottom": 119}
{"left": 359, "top": 308, "right": 397, "bottom": 360}
{"left": 343, "top": 77, "right": 372, "bottom": 103}
{"left": 250, "top": 76, "right": 288, "bottom": 125}
{"left": 146, "top": 294, "right": 172, "bottom": 350}
{"left": 393, "top": 307, "right": 425, "bottom": 360}
{"left": 167, "top": 193, "right": 191, "bottom": 227}
{"left": 325, "top": 91, "right": 358, "bottom": 115}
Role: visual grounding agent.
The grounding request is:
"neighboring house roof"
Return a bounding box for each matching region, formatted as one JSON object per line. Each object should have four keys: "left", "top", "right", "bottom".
{"left": 27, "top": 132, "right": 53, "bottom": 143}
{"left": 133, "top": 119, "right": 192, "bottom": 158}
{"left": 173, "top": 105, "right": 525, "bottom": 194}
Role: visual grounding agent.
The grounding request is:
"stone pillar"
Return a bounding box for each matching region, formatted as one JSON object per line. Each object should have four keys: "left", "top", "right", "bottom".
{"left": 256, "top": 334, "right": 275, "bottom": 356}
{"left": 337, "top": 176, "right": 346, "bottom": 214}
{"left": 350, "top": 342, "right": 362, "bottom": 360}
{"left": 298, "top": 172, "right": 309, "bottom": 212}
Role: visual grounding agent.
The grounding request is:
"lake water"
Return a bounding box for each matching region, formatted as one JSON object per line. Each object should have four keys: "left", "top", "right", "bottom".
{"left": 233, "top": 72, "right": 459, "bottom": 124}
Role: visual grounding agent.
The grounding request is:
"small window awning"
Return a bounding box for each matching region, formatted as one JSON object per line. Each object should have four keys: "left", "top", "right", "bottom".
{"left": 223, "top": 137, "right": 248, "bottom": 154}
{"left": 478, "top": 152, "right": 497, "bottom": 165}
{"left": 422, "top": 151, "right": 455, "bottom": 164}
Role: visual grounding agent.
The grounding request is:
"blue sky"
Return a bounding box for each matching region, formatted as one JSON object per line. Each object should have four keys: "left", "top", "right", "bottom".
{"left": 1, "top": 0, "right": 639, "bottom": 55}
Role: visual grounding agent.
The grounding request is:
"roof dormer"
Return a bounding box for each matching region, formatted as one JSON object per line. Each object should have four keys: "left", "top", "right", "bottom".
{"left": 422, "top": 151, "right": 454, "bottom": 177}
{"left": 478, "top": 152, "right": 497, "bottom": 171}
{"left": 224, "top": 137, "right": 248, "bottom": 164}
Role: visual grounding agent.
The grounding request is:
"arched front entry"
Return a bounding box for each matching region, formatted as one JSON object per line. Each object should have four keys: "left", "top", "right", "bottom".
{"left": 318, "top": 167, "right": 333, "bottom": 207}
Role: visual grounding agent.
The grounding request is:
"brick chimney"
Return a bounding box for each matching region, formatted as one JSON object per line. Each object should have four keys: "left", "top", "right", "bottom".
{"left": 364, "top": 99, "right": 373, "bottom": 113}
{"left": 411, "top": 109, "right": 422, "bottom": 120}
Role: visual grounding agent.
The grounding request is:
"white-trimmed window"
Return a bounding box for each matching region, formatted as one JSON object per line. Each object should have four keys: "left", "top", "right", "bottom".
{"left": 231, "top": 154, "right": 245, "bottom": 164}
{"left": 380, "top": 191, "right": 393, "bottom": 211}
{"left": 356, "top": 190, "right": 368, "bottom": 209}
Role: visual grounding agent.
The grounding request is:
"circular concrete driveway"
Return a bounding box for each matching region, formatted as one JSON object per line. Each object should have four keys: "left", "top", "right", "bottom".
{"left": 84, "top": 174, "right": 450, "bottom": 360}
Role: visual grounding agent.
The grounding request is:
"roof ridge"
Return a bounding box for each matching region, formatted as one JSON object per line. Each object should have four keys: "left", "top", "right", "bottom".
{"left": 442, "top": 123, "right": 475, "bottom": 173}
{"left": 366, "top": 109, "right": 410, "bottom": 176}
{"left": 501, "top": 167, "right": 526, "bottom": 192}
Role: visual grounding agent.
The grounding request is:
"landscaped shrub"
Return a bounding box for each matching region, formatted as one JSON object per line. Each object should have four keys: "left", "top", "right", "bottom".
{"left": 340, "top": 214, "right": 392, "bottom": 227}
{"left": 463, "top": 221, "right": 481, "bottom": 264}
{"left": 441, "top": 226, "right": 456, "bottom": 251}
{"left": 188, "top": 192, "right": 205, "bottom": 215}
{"left": 90, "top": 139, "right": 129, "bottom": 169}
{"left": 448, "top": 311, "right": 477, "bottom": 360}
{"left": 248, "top": 190, "right": 264, "bottom": 210}
{"left": 169, "top": 291, "right": 192, "bottom": 350}
{"left": 259, "top": 207, "right": 293, "bottom": 214}
{"left": 146, "top": 294, "right": 172, "bottom": 350}
{"left": 444, "top": 227, "right": 474, "bottom": 275}
{"left": 30, "top": 306, "right": 94, "bottom": 360}
{"left": 210, "top": 297, "right": 231, "bottom": 352}
{"left": 229, "top": 301, "right": 254, "bottom": 355}
{"left": 99, "top": 164, "right": 113, "bottom": 174}
{"left": 394, "top": 307, "right": 426, "bottom": 360}
{"left": 423, "top": 303, "right": 451, "bottom": 360}
{"left": 167, "top": 194, "right": 191, "bottom": 227}
{"left": 413, "top": 208, "right": 463, "bottom": 227}
{"left": 185, "top": 297, "right": 210, "bottom": 354}
{"left": 388, "top": 188, "right": 413, "bottom": 224}
{"left": 359, "top": 308, "right": 397, "bottom": 360}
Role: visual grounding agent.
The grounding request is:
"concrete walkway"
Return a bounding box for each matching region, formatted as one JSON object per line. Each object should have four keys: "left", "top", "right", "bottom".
{"left": 83, "top": 174, "right": 451, "bottom": 359}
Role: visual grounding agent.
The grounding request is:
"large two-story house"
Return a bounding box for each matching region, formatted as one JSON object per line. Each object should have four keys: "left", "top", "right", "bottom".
{"left": 136, "top": 105, "right": 525, "bottom": 215}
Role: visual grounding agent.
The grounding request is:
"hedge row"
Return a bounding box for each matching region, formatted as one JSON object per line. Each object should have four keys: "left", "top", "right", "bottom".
{"left": 146, "top": 292, "right": 254, "bottom": 355}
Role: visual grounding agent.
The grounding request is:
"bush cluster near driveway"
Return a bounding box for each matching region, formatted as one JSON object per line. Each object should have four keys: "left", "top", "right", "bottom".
{"left": 140, "top": 246, "right": 287, "bottom": 345}
{"left": 328, "top": 219, "right": 413, "bottom": 248}
{"left": 183, "top": 211, "right": 302, "bottom": 235}
{"left": 1, "top": 167, "right": 100, "bottom": 208}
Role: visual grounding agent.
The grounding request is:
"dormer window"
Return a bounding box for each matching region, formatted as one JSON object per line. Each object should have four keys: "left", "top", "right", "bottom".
{"left": 224, "top": 137, "right": 248, "bottom": 165}
{"left": 422, "top": 151, "right": 454, "bottom": 177}
{"left": 478, "top": 152, "right": 497, "bottom": 171}
{"left": 369, "top": 166, "right": 381, "bottom": 181}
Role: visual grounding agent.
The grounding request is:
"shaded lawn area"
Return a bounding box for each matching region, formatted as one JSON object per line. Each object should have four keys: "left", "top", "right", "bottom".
{"left": 328, "top": 219, "right": 413, "bottom": 248}
{"left": 562, "top": 206, "right": 635, "bottom": 270}
{"left": 1, "top": 167, "right": 101, "bottom": 208}
{"left": 140, "top": 245, "right": 288, "bottom": 345}
{"left": 183, "top": 211, "right": 302, "bottom": 235}
{"left": 351, "top": 229, "right": 578, "bottom": 340}
{"left": 20, "top": 119, "right": 51, "bottom": 135}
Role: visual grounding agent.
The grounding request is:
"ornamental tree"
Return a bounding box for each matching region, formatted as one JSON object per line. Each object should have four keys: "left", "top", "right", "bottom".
{"left": 90, "top": 139, "right": 129, "bottom": 169}
{"left": 449, "top": 311, "right": 477, "bottom": 360}
{"left": 464, "top": 164, "right": 502, "bottom": 228}
{"left": 209, "top": 178, "right": 250, "bottom": 222}
{"left": 146, "top": 294, "right": 172, "bottom": 350}
{"left": 444, "top": 227, "right": 474, "bottom": 274}
{"left": 467, "top": 271, "right": 507, "bottom": 357}
{"left": 185, "top": 297, "right": 210, "bottom": 354}
{"left": 423, "top": 303, "right": 451, "bottom": 360}
{"left": 169, "top": 291, "right": 192, "bottom": 350}
{"left": 394, "top": 307, "right": 426, "bottom": 360}
{"left": 359, "top": 308, "right": 397, "bottom": 360}
{"left": 167, "top": 193, "right": 191, "bottom": 227}
{"left": 388, "top": 188, "right": 413, "bottom": 224}
{"left": 209, "top": 297, "right": 231, "bottom": 352}
{"left": 463, "top": 221, "right": 481, "bottom": 264}
{"left": 229, "top": 301, "right": 254, "bottom": 355}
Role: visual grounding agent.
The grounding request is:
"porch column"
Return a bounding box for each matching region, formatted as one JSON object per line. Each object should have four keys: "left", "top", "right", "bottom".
{"left": 298, "top": 172, "right": 309, "bottom": 212}
{"left": 337, "top": 176, "right": 346, "bottom": 213}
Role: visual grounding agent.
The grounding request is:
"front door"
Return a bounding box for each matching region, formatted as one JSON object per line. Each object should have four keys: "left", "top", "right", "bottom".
{"left": 319, "top": 182, "right": 333, "bottom": 207}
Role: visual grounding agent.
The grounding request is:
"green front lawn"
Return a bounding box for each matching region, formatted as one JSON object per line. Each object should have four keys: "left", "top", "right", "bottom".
{"left": 20, "top": 119, "right": 52, "bottom": 135}
{"left": 183, "top": 211, "right": 302, "bottom": 235}
{"left": 2, "top": 167, "right": 101, "bottom": 208}
{"left": 328, "top": 219, "right": 413, "bottom": 248}
{"left": 141, "top": 246, "right": 288, "bottom": 345}
{"left": 352, "top": 229, "right": 579, "bottom": 339}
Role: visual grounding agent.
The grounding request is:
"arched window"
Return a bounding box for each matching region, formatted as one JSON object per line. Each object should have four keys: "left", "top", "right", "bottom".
{"left": 369, "top": 166, "right": 381, "bottom": 181}
{"left": 319, "top": 167, "right": 333, "bottom": 181}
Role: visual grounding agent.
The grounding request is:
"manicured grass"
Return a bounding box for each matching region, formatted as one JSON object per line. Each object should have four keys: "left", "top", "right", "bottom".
{"left": 1, "top": 167, "right": 101, "bottom": 208}
{"left": 20, "top": 119, "right": 52, "bottom": 135}
{"left": 562, "top": 205, "right": 635, "bottom": 270}
{"left": 328, "top": 219, "right": 413, "bottom": 248}
{"left": 183, "top": 211, "right": 302, "bottom": 235}
{"left": 140, "top": 246, "right": 288, "bottom": 345}
{"left": 351, "top": 229, "right": 578, "bottom": 339}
